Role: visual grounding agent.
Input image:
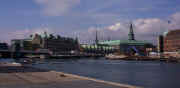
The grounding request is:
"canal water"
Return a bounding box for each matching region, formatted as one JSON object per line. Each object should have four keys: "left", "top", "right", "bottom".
{"left": 1, "top": 58, "right": 180, "bottom": 88}
{"left": 30, "top": 57, "right": 180, "bottom": 88}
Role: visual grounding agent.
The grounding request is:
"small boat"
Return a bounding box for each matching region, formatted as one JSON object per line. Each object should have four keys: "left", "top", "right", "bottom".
{"left": 17, "top": 58, "right": 35, "bottom": 65}
{"left": 106, "top": 54, "right": 128, "bottom": 60}
{"left": 0, "top": 59, "right": 22, "bottom": 66}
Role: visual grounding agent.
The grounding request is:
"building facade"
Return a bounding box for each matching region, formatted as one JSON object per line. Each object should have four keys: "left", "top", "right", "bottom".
{"left": 31, "top": 32, "right": 79, "bottom": 55}
{"left": 80, "top": 44, "right": 114, "bottom": 54}
{"left": 0, "top": 43, "right": 8, "bottom": 50}
{"left": 11, "top": 39, "right": 33, "bottom": 51}
{"left": 99, "top": 23, "right": 154, "bottom": 56}
{"left": 163, "top": 29, "right": 180, "bottom": 52}
{"left": 157, "top": 35, "right": 164, "bottom": 53}
{"left": 11, "top": 32, "right": 79, "bottom": 55}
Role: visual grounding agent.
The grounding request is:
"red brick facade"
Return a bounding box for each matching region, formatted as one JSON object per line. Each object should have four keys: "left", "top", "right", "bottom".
{"left": 164, "top": 29, "right": 180, "bottom": 52}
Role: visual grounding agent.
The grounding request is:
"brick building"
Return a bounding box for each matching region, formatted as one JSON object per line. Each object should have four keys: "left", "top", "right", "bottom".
{"left": 164, "top": 29, "right": 180, "bottom": 52}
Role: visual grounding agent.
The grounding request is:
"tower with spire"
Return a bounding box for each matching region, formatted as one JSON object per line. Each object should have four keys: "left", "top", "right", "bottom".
{"left": 95, "top": 29, "right": 99, "bottom": 45}
{"left": 128, "top": 22, "right": 135, "bottom": 40}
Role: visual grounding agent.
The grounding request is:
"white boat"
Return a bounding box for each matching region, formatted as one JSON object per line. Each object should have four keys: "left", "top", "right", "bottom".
{"left": 0, "top": 59, "right": 22, "bottom": 66}
{"left": 106, "top": 54, "right": 128, "bottom": 60}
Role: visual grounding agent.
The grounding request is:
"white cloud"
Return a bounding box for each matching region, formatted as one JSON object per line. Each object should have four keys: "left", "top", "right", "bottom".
{"left": 108, "top": 23, "right": 127, "bottom": 31}
{"left": 31, "top": 27, "right": 54, "bottom": 35}
{"left": 169, "top": 12, "right": 180, "bottom": 29}
{"left": 11, "top": 27, "right": 54, "bottom": 38}
{"left": 34, "top": 0, "right": 80, "bottom": 16}
{"left": 134, "top": 18, "right": 168, "bottom": 35}
{"left": 0, "top": 27, "right": 54, "bottom": 44}
{"left": 1, "top": 12, "right": 180, "bottom": 45}
{"left": 80, "top": 12, "right": 180, "bottom": 44}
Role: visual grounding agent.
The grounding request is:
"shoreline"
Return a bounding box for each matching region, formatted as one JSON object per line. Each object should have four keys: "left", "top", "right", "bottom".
{"left": 51, "top": 71, "right": 141, "bottom": 88}
{"left": 105, "top": 55, "right": 180, "bottom": 63}
{"left": 0, "top": 63, "right": 142, "bottom": 88}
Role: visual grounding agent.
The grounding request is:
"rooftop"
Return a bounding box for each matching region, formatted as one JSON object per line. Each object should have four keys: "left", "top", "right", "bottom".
{"left": 81, "top": 44, "right": 114, "bottom": 49}
{"left": 165, "top": 29, "right": 180, "bottom": 36}
{"left": 99, "top": 40, "right": 150, "bottom": 46}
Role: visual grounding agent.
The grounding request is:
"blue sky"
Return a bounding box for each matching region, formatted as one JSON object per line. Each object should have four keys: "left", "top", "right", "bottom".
{"left": 0, "top": 0, "right": 180, "bottom": 44}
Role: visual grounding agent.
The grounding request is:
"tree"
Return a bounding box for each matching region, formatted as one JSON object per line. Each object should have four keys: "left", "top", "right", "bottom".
{"left": 49, "top": 34, "right": 55, "bottom": 39}
{"left": 57, "top": 35, "right": 61, "bottom": 39}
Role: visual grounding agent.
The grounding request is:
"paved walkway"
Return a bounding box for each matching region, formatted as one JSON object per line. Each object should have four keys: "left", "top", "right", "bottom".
{"left": 0, "top": 65, "right": 141, "bottom": 88}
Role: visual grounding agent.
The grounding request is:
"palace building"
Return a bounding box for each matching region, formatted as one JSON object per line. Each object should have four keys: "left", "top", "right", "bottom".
{"left": 99, "top": 23, "right": 154, "bottom": 56}
{"left": 11, "top": 32, "right": 79, "bottom": 55}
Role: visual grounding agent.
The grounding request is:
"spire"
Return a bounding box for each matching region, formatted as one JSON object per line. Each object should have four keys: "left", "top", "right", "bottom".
{"left": 75, "top": 36, "right": 79, "bottom": 44}
{"left": 128, "top": 22, "right": 135, "bottom": 40}
{"left": 95, "top": 29, "right": 99, "bottom": 45}
{"left": 44, "top": 31, "right": 48, "bottom": 38}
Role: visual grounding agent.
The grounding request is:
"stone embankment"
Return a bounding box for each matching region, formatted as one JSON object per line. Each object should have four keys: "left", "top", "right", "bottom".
{"left": 0, "top": 63, "right": 141, "bottom": 88}
{"left": 106, "top": 54, "right": 180, "bottom": 62}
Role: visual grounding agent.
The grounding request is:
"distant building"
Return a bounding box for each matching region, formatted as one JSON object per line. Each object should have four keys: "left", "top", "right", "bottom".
{"left": 39, "top": 32, "right": 79, "bottom": 55}
{"left": 80, "top": 44, "right": 114, "bottom": 54}
{"left": 0, "top": 42, "right": 8, "bottom": 50}
{"left": 157, "top": 35, "right": 164, "bottom": 53}
{"left": 11, "top": 32, "right": 79, "bottom": 55}
{"left": 11, "top": 39, "right": 33, "bottom": 51}
{"left": 80, "top": 29, "right": 115, "bottom": 54}
{"left": 163, "top": 29, "right": 180, "bottom": 52}
{"left": 99, "top": 23, "right": 154, "bottom": 56}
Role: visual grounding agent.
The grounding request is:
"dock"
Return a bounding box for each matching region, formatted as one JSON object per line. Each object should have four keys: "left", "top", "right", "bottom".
{"left": 0, "top": 63, "right": 141, "bottom": 88}
{"left": 106, "top": 55, "right": 180, "bottom": 62}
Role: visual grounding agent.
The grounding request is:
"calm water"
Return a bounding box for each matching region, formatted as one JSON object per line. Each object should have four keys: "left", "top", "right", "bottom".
{"left": 6, "top": 58, "right": 180, "bottom": 88}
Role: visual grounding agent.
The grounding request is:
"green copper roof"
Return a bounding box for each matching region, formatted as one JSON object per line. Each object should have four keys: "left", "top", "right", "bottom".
{"left": 81, "top": 44, "right": 114, "bottom": 49}
{"left": 99, "top": 40, "right": 150, "bottom": 46}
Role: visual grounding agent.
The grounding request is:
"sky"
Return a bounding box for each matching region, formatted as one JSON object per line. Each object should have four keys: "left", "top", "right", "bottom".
{"left": 0, "top": 0, "right": 180, "bottom": 44}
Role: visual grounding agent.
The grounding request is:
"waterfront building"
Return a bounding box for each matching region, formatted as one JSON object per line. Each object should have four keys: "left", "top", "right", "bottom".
{"left": 11, "top": 39, "right": 33, "bottom": 51}
{"left": 0, "top": 42, "right": 9, "bottom": 58}
{"left": 11, "top": 32, "right": 79, "bottom": 55}
{"left": 163, "top": 29, "right": 180, "bottom": 52}
{"left": 159, "top": 29, "right": 180, "bottom": 58}
{"left": 39, "top": 33, "right": 79, "bottom": 55}
{"left": 80, "top": 29, "right": 115, "bottom": 54}
{"left": 99, "top": 23, "right": 154, "bottom": 56}
{"left": 80, "top": 44, "right": 114, "bottom": 54}
{"left": 157, "top": 35, "right": 164, "bottom": 53}
{"left": 0, "top": 42, "right": 8, "bottom": 50}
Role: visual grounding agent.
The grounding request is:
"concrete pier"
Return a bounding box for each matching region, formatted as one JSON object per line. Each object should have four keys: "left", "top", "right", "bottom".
{"left": 0, "top": 64, "right": 141, "bottom": 88}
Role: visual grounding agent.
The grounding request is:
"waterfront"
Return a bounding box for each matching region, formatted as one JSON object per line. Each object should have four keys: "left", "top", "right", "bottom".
{"left": 31, "top": 58, "right": 180, "bottom": 88}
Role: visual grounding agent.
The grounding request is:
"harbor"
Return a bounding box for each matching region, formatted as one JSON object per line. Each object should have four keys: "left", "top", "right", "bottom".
{"left": 105, "top": 54, "right": 180, "bottom": 62}
{"left": 0, "top": 58, "right": 176, "bottom": 88}
{"left": 0, "top": 0, "right": 180, "bottom": 88}
{"left": 0, "top": 61, "right": 140, "bottom": 88}
{"left": 31, "top": 58, "right": 180, "bottom": 88}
